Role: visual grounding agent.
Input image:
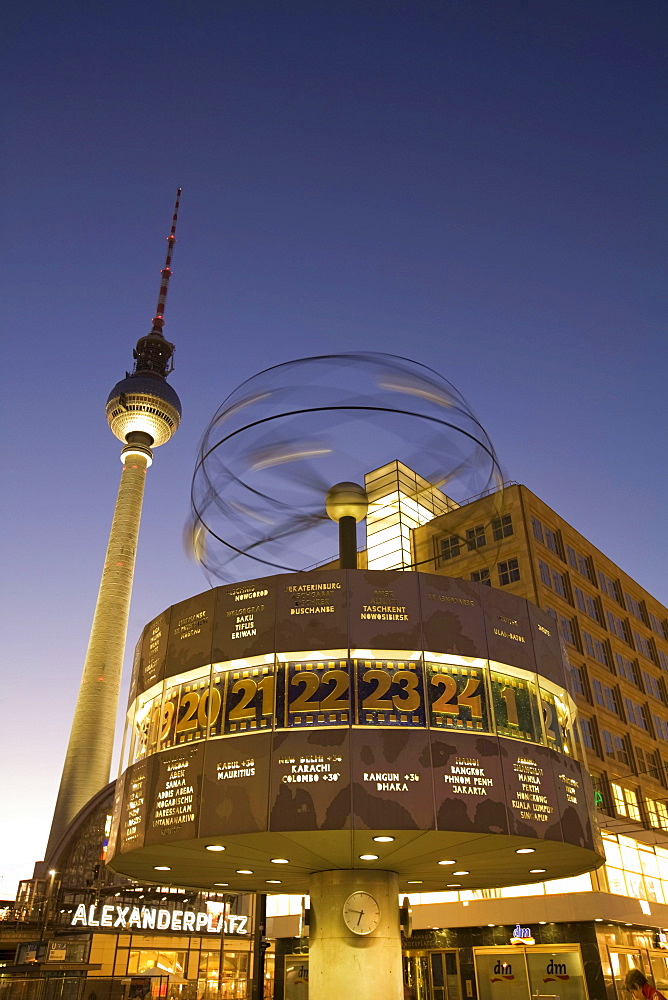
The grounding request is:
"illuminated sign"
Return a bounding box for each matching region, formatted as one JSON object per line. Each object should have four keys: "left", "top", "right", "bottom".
{"left": 510, "top": 924, "right": 535, "bottom": 945}
{"left": 70, "top": 903, "right": 248, "bottom": 935}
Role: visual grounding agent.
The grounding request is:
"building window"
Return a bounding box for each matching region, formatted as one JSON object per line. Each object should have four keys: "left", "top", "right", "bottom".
{"left": 593, "top": 679, "right": 620, "bottom": 715}
{"left": 559, "top": 616, "right": 577, "bottom": 646}
{"left": 607, "top": 610, "right": 630, "bottom": 643}
{"left": 567, "top": 546, "right": 594, "bottom": 581}
{"left": 583, "top": 630, "right": 611, "bottom": 668}
{"left": 580, "top": 717, "right": 597, "bottom": 753}
{"left": 654, "top": 716, "right": 668, "bottom": 742}
{"left": 615, "top": 652, "right": 639, "bottom": 685}
{"left": 642, "top": 671, "right": 664, "bottom": 703}
{"left": 532, "top": 517, "right": 544, "bottom": 544}
{"left": 660, "top": 650, "right": 668, "bottom": 673}
{"left": 611, "top": 783, "right": 641, "bottom": 821}
{"left": 590, "top": 773, "right": 610, "bottom": 812}
{"left": 634, "top": 630, "right": 656, "bottom": 662}
{"left": 570, "top": 665, "right": 588, "bottom": 699}
{"left": 498, "top": 559, "right": 520, "bottom": 586}
{"left": 492, "top": 514, "right": 513, "bottom": 540}
{"left": 625, "top": 592, "right": 646, "bottom": 623}
{"left": 440, "top": 535, "right": 460, "bottom": 561}
{"left": 624, "top": 697, "right": 648, "bottom": 730}
{"left": 466, "top": 524, "right": 486, "bottom": 550}
{"left": 645, "top": 797, "right": 668, "bottom": 831}
{"left": 636, "top": 747, "right": 663, "bottom": 784}
{"left": 539, "top": 560, "right": 551, "bottom": 587}
{"left": 598, "top": 570, "right": 621, "bottom": 602}
{"left": 602, "top": 729, "right": 630, "bottom": 765}
{"left": 575, "top": 587, "right": 601, "bottom": 623}
{"left": 649, "top": 612, "right": 668, "bottom": 640}
{"left": 470, "top": 568, "right": 491, "bottom": 586}
{"left": 544, "top": 526, "right": 561, "bottom": 556}
{"left": 551, "top": 569, "right": 568, "bottom": 600}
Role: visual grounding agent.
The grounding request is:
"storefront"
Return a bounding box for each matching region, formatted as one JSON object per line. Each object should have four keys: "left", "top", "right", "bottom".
{"left": 11, "top": 897, "right": 271, "bottom": 1000}
{"left": 274, "top": 921, "right": 668, "bottom": 1000}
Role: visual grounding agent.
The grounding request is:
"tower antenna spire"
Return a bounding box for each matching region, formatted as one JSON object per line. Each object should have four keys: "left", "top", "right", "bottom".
{"left": 131, "top": 188, "right": 182, "bottom": 378}
{"left": 151, "top": 187, "right": 182, "bottom": 335}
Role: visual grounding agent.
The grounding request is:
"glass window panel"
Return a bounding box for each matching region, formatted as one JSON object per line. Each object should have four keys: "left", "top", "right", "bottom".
{"left": 605, "top": 867, "right": 626, "bottom": 895}
{"left": 526, "top": 948, "right": 586, "bottom": 1000}
{"left": 620, "top": 844, "right": 642, "bottom": 873}
{"left": 602, "top": 838, "right": 623, "bottom": 868}
{"left": 544, "top": 873, "right": 593, "bottom": 893}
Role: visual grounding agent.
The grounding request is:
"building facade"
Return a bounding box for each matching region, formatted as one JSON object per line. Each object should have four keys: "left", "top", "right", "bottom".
{"left": 4, "top": 476, "right": 667, "bottom": 1000}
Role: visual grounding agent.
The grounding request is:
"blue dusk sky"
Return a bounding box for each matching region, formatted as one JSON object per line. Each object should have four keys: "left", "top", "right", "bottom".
{"left": 1, "top": 0, "right": 666, "bottom": 897}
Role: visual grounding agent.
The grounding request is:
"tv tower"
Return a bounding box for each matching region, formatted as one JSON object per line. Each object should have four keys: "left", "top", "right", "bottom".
{"left": 45, "top": 191, "right": 183, "bottom": 861}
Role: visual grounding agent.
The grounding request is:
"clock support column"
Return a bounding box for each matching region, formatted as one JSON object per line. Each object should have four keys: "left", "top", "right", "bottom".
{"left": 308, "top": 869, "right": 403, "bottom": 1000}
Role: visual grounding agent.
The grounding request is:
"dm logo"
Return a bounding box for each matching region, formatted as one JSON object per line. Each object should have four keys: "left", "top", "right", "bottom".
{"left": 490, "top": 960, "right": 515, "bottom": 983}
{"left": 544, "top": 959, "right": 570, "bottom": 982}
{"left": 510, "top": 924, "right": 536, "bottom": 945}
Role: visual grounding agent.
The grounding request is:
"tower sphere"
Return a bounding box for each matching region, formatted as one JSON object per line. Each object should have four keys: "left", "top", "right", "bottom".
{"left": 106, "top": 373, "right": 182, "bottom": 447}
{"left": 326, "top": 481, "right": 368, "bottom": 522}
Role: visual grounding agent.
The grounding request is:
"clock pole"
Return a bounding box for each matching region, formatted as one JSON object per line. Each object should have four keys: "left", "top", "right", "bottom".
{"left": 308, "top": 870, "right": 403, "bottom": 1000}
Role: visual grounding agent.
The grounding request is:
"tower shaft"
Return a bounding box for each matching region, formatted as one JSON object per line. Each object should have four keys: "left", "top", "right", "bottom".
{"left": 45, "top": 450, "right": 150, "bottom": 860}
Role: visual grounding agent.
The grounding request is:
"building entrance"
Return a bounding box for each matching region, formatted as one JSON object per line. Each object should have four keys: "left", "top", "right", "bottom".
{"left": 403, "top": 949, "right": 460, "bottom": 1000}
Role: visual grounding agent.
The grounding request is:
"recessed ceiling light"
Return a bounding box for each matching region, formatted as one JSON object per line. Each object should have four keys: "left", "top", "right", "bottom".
{"left": 206, "top": 845, "right": 226, "bottom": 852}
{"left": 154, "top": 866, "right": 171, "bottom": 871}
{"left": 595, "top": 918, "right": 603, "bottom": 922}
{"left": 515, "top": 848, "right": 535, "bottom": 854}
{"left": 446, "top": 884, "right": 461, "bottom": 888}
{"left": 407, "top": 880, "right": 422, "bottom": 884}
{"left": 625, "top": 923, "right": 632, "bottom": 927}
{"left": 271, "top": 858, "right": 289, "bottom": 864}
{"left": 213, "top": 883, "right": 228, "bottom": 887}
{"left": 453, "top": 870, "right": 469, "bottom": 875}
{"left": 487, "top": 923, "right": 495, "bottom": 927}
{"left": 359, "top": 854, "right": 378, "bottom": 861}
{"left": 438, "top": 860, "right": 457, "bottom": 866}
{"left": 530, "top": 869, "right": 546, "bottom": 874}
{"left": 539, "top": 921, "right": 547, "bottom": 925}
{"left": 373, "top": 836, "right": 395, "bottom": 843}
{"left": 236, "top": 870, "right": 253, "bottom": 875}
{"left": 266, "top": 880, "right": 282, "bottom": 884}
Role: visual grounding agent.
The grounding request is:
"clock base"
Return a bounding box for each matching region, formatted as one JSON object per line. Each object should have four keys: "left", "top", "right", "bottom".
{"left": 309, "top": 869, "right": 403, "bottom": 1000}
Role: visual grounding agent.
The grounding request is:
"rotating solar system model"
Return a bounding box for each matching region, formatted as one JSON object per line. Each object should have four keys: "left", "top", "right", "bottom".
{"left": 107, "top": 354, "right": 604, "bottom": 1000}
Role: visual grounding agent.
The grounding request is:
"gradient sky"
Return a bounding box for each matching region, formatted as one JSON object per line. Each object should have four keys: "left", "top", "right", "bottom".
{"left": 1, "top": 0, "right": 666, "bottom": 898}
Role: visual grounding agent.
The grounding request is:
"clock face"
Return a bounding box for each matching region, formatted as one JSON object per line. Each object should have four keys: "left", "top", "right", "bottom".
{"left": 342, "top": 891, "right": 381, "bottom": 935}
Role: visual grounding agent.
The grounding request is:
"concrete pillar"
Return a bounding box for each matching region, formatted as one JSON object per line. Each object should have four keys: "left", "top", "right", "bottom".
{"left": 45, "top": 450, "right": 150, "bottom": 860}
{"left": 308, "top": 870, "right": 403, "bottom": 1000}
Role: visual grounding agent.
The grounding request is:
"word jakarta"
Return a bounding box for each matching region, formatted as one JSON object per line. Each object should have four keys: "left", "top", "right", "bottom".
{"left": 71, "top": 903, "right": 248, "bottom": 934}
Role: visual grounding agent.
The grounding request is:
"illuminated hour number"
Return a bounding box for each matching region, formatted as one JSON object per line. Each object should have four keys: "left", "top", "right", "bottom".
{"left": 228, "top": 678, "right": 258, "bottom": 721}
{"left": 257, "top": 675, "right": 275, "bottom": 716}
{"left": 227, "top": 674, "right": 274, "bottom": 726}
{"left": 175, "top": 692, "right": 199, "bottom": 733}
{"left": 198, "top": 687, "right": 222, "bottom": 728}
{"left": 320, "top": 669, "right": 350, "bottom": 711}
{"left": 158, "top": 700, "right": 175, "bottom": 741}
{"left": 430, "top": 673, "right": 485, "bottom": 729}
{"left": 362, "top": 669, "right": 392, "bottom": 711}
{"left": 290, "top": 672, "right": 321, "bottom": 712}
{"left": 360, "top": 665, "right": 424, "bottom": 721}
{"left": 500, "top": 685, "right": 519, "bottom": 726}
{"left": 542, "top": 699, "right": 559, "bottom": 746}
{"left": 430, "top": 675, "right": 458, "bottom": 714}
{"left": 392, "top": 670, "right": 421, "bottom": 712}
